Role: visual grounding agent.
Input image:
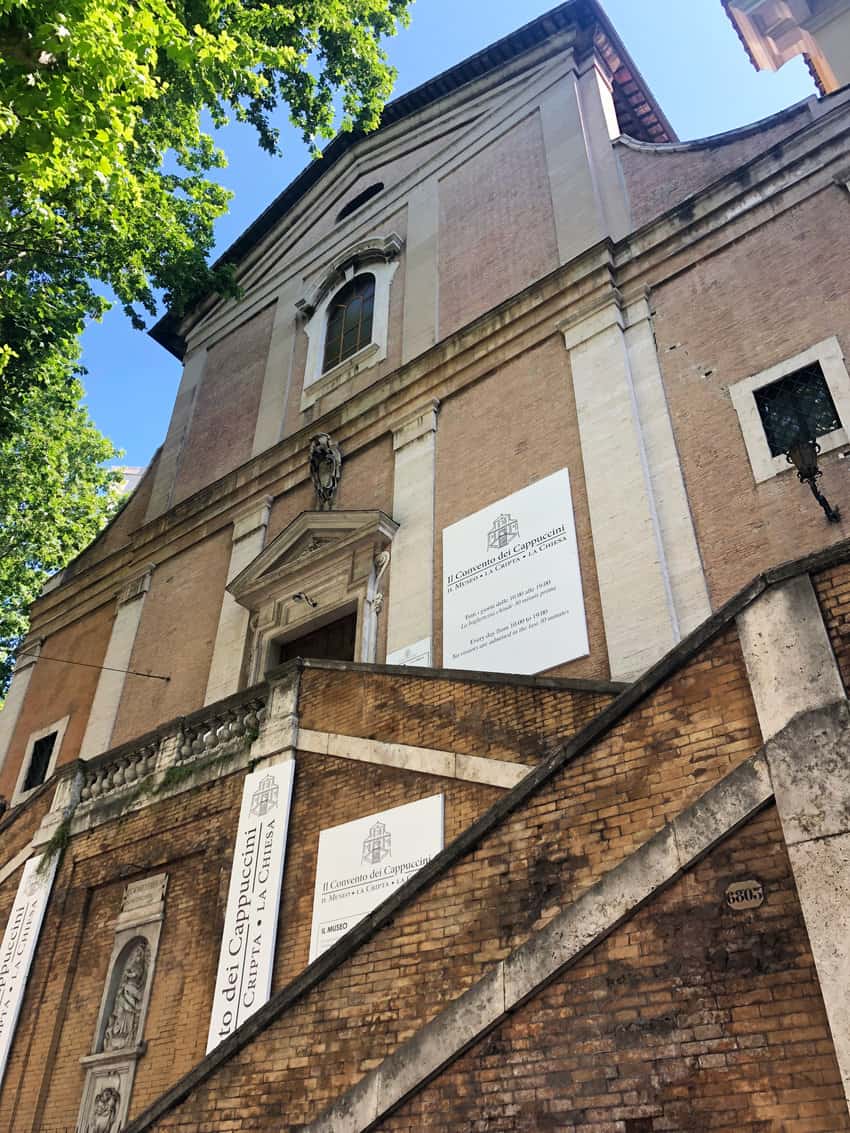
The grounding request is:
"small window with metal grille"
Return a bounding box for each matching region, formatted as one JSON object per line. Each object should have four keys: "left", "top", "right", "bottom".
{"left": 753, "top": 361, "right": 842, "bottom": 458}
{"left": 23, "top": 731, "right": 57, "bottom": 792}
{"left": 322, "top": 274, "right": 375, "bottom": 373}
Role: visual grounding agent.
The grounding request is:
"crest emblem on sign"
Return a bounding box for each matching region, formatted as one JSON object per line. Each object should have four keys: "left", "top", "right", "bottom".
{"left": 487, "top": 513, "right": 519, "bottom": 550}
{"left": 250, "top": 774, "right": 280, "bottom": 817}
{"left": 361, "top": 819, "right": 392, "bottom": 864}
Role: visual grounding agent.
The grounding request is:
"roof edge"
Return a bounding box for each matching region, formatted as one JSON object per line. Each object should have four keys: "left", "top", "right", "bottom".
{"left": 149, "top": 0, "right": 671, "bottom": 359}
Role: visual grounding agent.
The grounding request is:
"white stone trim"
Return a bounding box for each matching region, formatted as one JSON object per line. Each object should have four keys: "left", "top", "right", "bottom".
{"left": 205, "top": 499, "right": 273, "bottom": 706}
{"left": 297, "top": 728, "right": 529, "bottom": 789}
{"left": 387, "top": 400, "right": 439, "bottom": 665}
{"left": 300, "top": 244, "right": 401, "bottom": 411}
{"left": 11, "top": 715, "right": 68, "bottom": 807}
{"left": 563, "top": 296, "right": 680, "bottom": 679}
{"left": 729, "top": 336, "right": 850, "bottom": 484}
{"left": 0, "top": 640, "right": 41, "bottom": 780}
{"left": 79, "top": 570, "right": 154, "bottom": 760}
{"left": 304, "top": 754, "right": 772, "bottom": 1132}
{"left": 737, "top": 573, "right": 844, "bottom": 741}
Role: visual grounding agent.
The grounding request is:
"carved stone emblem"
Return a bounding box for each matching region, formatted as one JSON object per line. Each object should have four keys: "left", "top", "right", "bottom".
{"left": 84, "top": 1085, "right": 121, "bottom": 1133}
{"left": 309, "top": 433, "right": 342, "bottom": 510}
{"left": 103, "top": 940, "right": 149, "bottom": 1052}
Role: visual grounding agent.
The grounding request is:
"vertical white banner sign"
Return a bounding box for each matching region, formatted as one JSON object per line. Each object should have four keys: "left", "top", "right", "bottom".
{"left": 309, "top": 794, "right": 444, "bottom": 962}
{"left": 0, "top": 852, "right": 59, "bottom": 1087}
{"left": 443, "top": 468, "right": 589, "bottom": 674}
{"left": 206, "top": 760, "right": 295, "bottom": 1053}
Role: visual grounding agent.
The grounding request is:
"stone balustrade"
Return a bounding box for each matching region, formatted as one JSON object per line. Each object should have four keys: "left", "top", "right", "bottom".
{"left": 77, "top": 689, "right": 269, "bottom": 810}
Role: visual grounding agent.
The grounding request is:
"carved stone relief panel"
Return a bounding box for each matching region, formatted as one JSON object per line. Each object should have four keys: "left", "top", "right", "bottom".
{"left": 76, "top": 874, "right": 167, "bottom": 1133}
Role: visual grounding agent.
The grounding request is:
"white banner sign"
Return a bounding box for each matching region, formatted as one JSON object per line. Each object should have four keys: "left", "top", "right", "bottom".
{"left": 442, "top": 468, "right": 588, "bottom": 674}
{"left": 206, "top": 761, "right": 295, "bottom": 1053}
{"left": 0, "top": 852, "right": 58, "bottom": 1087}
{"left": 309, "top": 794, "right": 443, "bottom": 962}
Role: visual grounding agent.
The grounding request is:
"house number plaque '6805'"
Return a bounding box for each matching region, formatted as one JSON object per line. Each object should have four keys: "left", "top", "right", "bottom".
{"left": 724, "top": 879, "right": 765, "bottom": 910}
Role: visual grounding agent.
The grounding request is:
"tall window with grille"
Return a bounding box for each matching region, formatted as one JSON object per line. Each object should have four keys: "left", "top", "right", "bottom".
{"left": 322, "top": 274, "right": 375, "bottom": 373}
{"left": 753, "top": 361, "right": 842, "bottom": 457}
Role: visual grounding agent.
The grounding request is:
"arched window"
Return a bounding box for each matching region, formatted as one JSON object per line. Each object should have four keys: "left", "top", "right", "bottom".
{"left": 322, "top": 274, "right": 375, "bottom": 373}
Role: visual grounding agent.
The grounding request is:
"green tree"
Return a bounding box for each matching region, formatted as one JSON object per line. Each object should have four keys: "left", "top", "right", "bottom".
{"left": 0, "top": 0, "right": 410, "bottom": 694}
{"left": 0, "top": 362, "right": 122, "bottom": 696}
{"left": 0, "top": 0, "right": 411, "bottom": 438}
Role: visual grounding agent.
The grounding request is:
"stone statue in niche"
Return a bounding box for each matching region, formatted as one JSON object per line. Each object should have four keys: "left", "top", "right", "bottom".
{"left": 309, "top": 433, "right": 342, "bottom": 510}
{"left": 84, "top": 1085, "right": 121, "bottom": 1133}
{"left": 102, "top": 940, "right": 149, "bottom": 1051}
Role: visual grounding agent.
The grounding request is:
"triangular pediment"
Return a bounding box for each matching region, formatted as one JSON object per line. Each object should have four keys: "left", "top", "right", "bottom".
{"left": 228, "top": 509, "right": 397, "bottom": 609}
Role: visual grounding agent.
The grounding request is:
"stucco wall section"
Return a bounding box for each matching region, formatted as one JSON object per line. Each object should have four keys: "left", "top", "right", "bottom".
{"left": 438, "top": 111, "right": 559, "bottom": 338}
{"left": 433, "top": 336, "right": 608, "bottom": 680}
{"left": 617, "top": 101, "right": 812, "bottom": 230}
{"left": 110, "top": 529, "right": 231, "bottom": 745}
{"left": 173, "top": 305, "right": 275, "bottom": 504}
{"left": 0, "top": 604, "right": 114, "bottom": 801}
{"left": 653, "top": 187, "right": 850, "bottom": 608}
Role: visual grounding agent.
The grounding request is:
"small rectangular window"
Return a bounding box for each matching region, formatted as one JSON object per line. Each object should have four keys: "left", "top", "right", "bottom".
{"left": 23, "top": 732, "right": 57, "bottom": 791}
{"left": 753, "top": 361, "right": 841, "bottom": 458}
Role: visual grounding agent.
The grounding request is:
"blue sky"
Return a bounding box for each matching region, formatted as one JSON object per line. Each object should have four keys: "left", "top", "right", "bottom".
{"left": 80, "top": 0, "right": 816, "bottom": 468}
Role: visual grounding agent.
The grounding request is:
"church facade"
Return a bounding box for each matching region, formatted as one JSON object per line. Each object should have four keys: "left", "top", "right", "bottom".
{"left": 3, "top": 2, "right": 850, "bottom": 1130}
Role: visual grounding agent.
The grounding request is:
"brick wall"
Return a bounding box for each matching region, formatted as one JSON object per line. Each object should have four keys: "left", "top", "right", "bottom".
{"left": 381, "top": 806, "right": 848, "bottom": 1133}
{"left": 68, "top": 457, "right": 159, "bottom": 577}
{"left": 434, "top": 335, "right": 609, "bottom": 679}
{"left": 653, "top": 186, "right": 850, "bottom": 608}
{"left": 1, "top": 604, "right": 115, "bottom": 801}
{"left": 438, "top": 111, "right": 559, "bottom": 338}
{"left": 618, "top": 101, "right": 812, "bottom": 230}
{"left": 299, "top": 665, "right": 617, "bottom": 762}
{"left": 173, "top": 305, "right": 276, "bottom": 505}
{"left": 812, "top": 557, "right": 850, "bottom": 693}
{"left": 111, "top": 528, "right": 231, "bottom": 745}
{"left": 125, "top": 624, "right": 764, "bottom": 1131}
{"left": 0, "top": 726, "right": 505, "bottom": 1131}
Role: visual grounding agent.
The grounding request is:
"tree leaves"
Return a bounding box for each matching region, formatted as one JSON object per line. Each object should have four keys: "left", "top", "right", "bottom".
{"left": 0, "top": 0, "right": 409, "bottom": 694}
{"left": 0, "top": 360, "right": 122, "bottom": 696}
{"left": 0, "top": 0, "right": 411, "bottom": 437}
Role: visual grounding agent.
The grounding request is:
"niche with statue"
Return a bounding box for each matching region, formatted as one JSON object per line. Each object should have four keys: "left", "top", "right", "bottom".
{"left": 76, "top": 874, "right": 167, "bottom": 1133}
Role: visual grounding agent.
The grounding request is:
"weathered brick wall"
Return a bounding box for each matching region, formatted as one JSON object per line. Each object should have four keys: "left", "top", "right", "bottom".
{"left": 0, "top": 733, "right": 503, "bottom": 1131}
{"left": 438, "top": 111, "right": 559, "bottom": 338}
{"left": 68, "top": 457, "right": 159, "bottom": 576}
{"left": 0, "top": 783, "right": 56, "bottom": 914}
{"left": 110, "top": 527, "right": 232, "bottom": 745}
{"left": 617, "top": 101, "right": 812, "bottom": 229}
{"left": 433, "top": 334, "right": 608, "bottom": 679}
{"left": 131, "top": 625, "right": 764, "bottom": 1131}
{"left": 0, "top": 604, "right": 115, "bottom": 800}
{"left": 173, "top": 305, "right": 276, "bottom": 505}
{"left": 380, "top": 806, "right": 848, "bottom": 1133}
{"left": 653, "top": 186, "right": 850, "bottom": 608}
{"left": 299, "top": 664, "right": 617, "bottom": 762}
{"left": 812, "top": 558, "right": 850, "bottom": 693}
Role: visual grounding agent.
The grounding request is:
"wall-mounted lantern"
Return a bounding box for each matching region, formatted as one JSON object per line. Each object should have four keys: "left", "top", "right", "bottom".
{"left": 786, "top": 435, "right": 841, "bottom": 523}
